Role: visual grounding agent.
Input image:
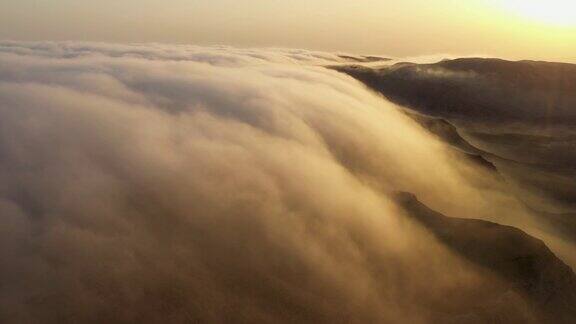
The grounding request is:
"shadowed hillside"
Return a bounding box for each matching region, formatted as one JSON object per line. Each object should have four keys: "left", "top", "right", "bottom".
{"left": 394, "top": 192, "right": 576, "bottom": 324}
{"left": 336, "top": 59, "right": 576, "bottom": 241}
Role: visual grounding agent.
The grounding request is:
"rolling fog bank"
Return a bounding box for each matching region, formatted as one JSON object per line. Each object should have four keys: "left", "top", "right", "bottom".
{"left": 0, "top": 42, "right": 574, "bottom": 323}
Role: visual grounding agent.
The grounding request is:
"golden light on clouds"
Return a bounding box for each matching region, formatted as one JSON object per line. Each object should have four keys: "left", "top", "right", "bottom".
{"left": 0, "top": 0, "right": 575, "bottom": 63}
{"left": 497, "top": 0, "right": 576, "bottom": 26}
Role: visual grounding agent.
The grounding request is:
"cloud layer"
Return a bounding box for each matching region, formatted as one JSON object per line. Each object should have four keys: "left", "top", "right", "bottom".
{"left": 0, "top": 42, "right": 563, "bottom": 323}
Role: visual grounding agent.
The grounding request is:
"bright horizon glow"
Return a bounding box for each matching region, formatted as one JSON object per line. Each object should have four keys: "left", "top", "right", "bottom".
{"left": 0, "top": 0, "right": 575, "bottom": 62}
{"left": 499, "top": 0, "right": 576, "bottom": 26}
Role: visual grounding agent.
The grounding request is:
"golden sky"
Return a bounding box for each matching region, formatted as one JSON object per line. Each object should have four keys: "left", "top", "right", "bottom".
{"left": 1, "top": 0, "right": 574, "bottom": 62}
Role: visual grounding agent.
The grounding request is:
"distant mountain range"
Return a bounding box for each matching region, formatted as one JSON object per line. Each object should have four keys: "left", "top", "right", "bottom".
{"left": 337, "top": 58, "right": 576, "bottom": 323}
{"left": 336, "top": 58, "right": 576, "bottom": 229}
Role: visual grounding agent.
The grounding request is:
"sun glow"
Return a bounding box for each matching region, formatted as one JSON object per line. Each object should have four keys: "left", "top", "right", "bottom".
{"left": 499, "top": 0, "right": 576, "bottom": 26}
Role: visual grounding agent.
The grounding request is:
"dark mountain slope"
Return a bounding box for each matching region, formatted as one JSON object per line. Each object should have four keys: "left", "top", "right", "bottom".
{"left": 334, "top": 58, "right": 576, "bottom": 125}
{"left": 335, "top": 58, "right": 576, "bottom": 233}
{"left": 394, "top": 192, "right": 576, "bottom": 324}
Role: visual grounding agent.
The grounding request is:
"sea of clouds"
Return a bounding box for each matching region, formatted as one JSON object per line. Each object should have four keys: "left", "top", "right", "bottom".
{"left": 0, "top": 41, "right": 564, "bottom": 323}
